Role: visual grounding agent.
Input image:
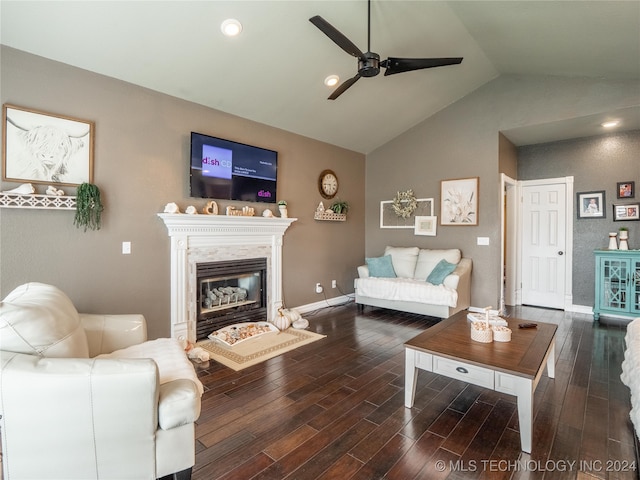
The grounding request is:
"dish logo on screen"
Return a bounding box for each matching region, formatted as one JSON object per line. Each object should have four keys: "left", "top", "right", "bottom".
{"left": 258, "top": 190, "right": 273, "bottom": 199}
{"left": 202, "top": 145, "right": 232, "bottom": 179}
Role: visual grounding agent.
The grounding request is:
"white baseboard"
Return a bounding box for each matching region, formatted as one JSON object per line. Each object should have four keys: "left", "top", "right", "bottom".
{"left": 293, "top": 301, "right": 615, "bottom": 321}
{"left": 566, "top": 304, "right": 593, "bottom": 315}
{"left": 471, "top": 303, "right": 595, "bottom": 317}
{"left": 468, "top": 305, "right": 501, "bottom": 316}
{"left": 293, "top": 295, "right": 354, "bottom": 314}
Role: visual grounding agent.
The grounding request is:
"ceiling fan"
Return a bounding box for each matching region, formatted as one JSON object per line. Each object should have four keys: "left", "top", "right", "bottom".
{"left": 309, "top": 0, "right": 463, "bottom": 100}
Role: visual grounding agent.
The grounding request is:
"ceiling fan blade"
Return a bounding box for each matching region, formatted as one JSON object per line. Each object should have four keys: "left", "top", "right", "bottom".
{"left": 309, "top": 15, "right": 365, "bottom": 59}
{"left": 328, "top": 74, "right": 361, "bottom": 100}
{"left": 381, "top": 57, "right": 463, "bottom": 76}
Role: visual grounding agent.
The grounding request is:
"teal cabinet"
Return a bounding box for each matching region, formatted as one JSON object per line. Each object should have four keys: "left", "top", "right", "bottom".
{"left": 594, "top": 250, "right": 640, "bottom": 321}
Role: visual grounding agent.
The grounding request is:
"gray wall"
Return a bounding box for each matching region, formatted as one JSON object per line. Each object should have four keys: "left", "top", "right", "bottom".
{"left": 0, "top": 47, "right": 365, "bottom": 339}
{"left": 3, "top": 47, "right": 639, "bottom": 330}
{"left": 518, "top": 130, "right": 640, "bottom": 306}
{"left": 366, "top": 74, "right": 640, "bottom": 309}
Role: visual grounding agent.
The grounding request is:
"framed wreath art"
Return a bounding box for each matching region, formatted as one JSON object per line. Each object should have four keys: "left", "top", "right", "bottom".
{"left": 380, "top": 190, "right": 434, "bottom": 229}
{"left": 392, "top": 189, "right": 418, "bottom": 218}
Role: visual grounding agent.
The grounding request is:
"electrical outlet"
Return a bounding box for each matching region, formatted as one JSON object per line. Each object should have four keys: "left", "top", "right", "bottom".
{"left": 122, "top": 241, "right": 131, "bottom": 254}
{"left": 315, "top": 283, "right": 324, "bottom": 294}
{"left": 331, "top": 280, "right": 337, "bottom": 289}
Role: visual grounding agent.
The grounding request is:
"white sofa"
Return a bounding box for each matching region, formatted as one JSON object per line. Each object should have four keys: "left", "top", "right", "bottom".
{"left": 355, "top": 246, "right": 472, "bottom": 318}
{"left": 0, "top": 282, "right": 203, "bottom": 480}
{"left": 621, "top": 317, "right": 640, "bottom": 444}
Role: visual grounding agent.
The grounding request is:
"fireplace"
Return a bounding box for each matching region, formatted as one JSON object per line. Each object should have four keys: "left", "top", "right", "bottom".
{"left": 196, "top": 258, "right": 267, "bottom": 340}
{"left": 158, "top": 213, "right": 296, "bottom": 343}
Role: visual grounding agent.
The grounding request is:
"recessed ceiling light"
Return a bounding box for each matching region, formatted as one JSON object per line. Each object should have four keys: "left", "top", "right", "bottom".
{"left": 221, "top": 19, "right": 242, "bottom": 37}
{"left": 324, "top": 75, "right": 339, "bottom": 87}
{"left": 601, "top": 120, "right": 620, "bottom": 128}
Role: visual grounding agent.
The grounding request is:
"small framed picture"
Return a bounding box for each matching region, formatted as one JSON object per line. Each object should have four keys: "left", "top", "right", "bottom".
{"left": 2, "top": 104, "right": 94, "bottom": 186}
{"left": 613, "top": 203, "right": 640, "bottom": 221}
{"left": 617, "top": 181, "right": 635, "bottom": 199}
{"left": 577, "top": 191, "right": 606, "bottom": 219}
{"left": 414, "top": 216, "right": 437, "bottom": 236}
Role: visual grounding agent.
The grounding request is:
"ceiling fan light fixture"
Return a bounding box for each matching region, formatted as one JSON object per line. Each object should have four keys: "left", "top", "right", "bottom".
{"left": 221, "top": 19, "right": 242, "bottom": 37}
{"left": 324, "top": 75, "right": 339, "bottom": 87}
{"left": 601, "top": 120, "right": 620, "bottom": 128}
{"left": 309, "top": 0, "right": 463, "bottom": 100}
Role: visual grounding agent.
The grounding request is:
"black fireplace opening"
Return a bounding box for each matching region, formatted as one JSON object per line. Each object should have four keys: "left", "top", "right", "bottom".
{"left": 196, "top": 257, "right": 267, "bottom": 340}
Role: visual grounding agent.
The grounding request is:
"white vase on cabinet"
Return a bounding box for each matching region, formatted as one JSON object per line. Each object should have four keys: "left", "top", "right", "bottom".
{"left": 619, "top": 230, "right": 629, "bottom": 250}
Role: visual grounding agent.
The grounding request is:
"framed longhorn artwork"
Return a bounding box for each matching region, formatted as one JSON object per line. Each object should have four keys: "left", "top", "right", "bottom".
{"left": 2, "top": 104, "right": 94, "bottom": 186}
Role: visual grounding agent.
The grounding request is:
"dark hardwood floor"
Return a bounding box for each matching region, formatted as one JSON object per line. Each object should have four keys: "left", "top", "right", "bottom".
{"left": 191, "top": 303, "right": 637, "bottom": 480}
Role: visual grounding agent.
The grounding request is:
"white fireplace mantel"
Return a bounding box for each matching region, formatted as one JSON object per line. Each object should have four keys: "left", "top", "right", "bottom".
{"left": 158, "top": 213, "right": 296, "bottom": 342}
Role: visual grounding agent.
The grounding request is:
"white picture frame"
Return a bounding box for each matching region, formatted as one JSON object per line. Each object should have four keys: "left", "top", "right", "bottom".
{"left": 414, "top": 216, "right": 437, "bottom": 236}
{"left": 440, "top": 177, "right": 478, "bottom": 226}
{"left": 380, "top": 198, "right": 434, "bottom": 229}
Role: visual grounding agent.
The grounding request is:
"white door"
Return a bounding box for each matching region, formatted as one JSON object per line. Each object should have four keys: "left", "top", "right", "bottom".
{"left": 521, "top": 183, "right": 567, "bottom": 309}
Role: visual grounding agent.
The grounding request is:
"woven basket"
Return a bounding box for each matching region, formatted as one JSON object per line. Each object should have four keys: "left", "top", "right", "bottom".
{"left": 314, "top": 211, "right": 346, "bottom": 222}
{"left": 470, "top": 324, "right": 493, "bottom": 343}
{"left": 492, "top": 326, "right": 512, "bottom": 342}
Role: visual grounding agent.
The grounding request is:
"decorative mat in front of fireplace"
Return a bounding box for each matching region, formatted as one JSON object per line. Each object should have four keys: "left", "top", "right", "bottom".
{"left": 196, "top": 257, "right": 267, "bottom": 340}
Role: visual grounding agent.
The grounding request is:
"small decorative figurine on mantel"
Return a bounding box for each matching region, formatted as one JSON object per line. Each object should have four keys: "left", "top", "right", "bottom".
{"left": 202, "top": 200, "right": 218, "bottom": 215}
{"left": 278, "top": 200, "right": 288, "bottom": 218}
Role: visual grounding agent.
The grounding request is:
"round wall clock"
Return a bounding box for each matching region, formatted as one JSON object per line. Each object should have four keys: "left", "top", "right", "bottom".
{"left": 318, "top": 169, "right": 339, "bottom": 199}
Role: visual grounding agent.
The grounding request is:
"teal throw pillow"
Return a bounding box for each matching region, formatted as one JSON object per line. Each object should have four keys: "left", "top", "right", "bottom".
{"left": 366, "top": 255, "right": 396, "bottom": 278}
{"left": 426, "top": 259, "right": 457, "bottom": 285}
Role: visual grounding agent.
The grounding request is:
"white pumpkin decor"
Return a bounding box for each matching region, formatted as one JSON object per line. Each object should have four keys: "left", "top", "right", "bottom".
{"left": 281, "top": 308, "right": 302, "bottom": 323}
{"left": 271, "top": 308, "right": 292, "bottom": 331}
{"left": 292, "top": 318, "right": 309, "bottom": 329}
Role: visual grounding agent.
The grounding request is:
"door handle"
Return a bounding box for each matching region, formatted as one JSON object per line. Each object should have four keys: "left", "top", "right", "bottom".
{"left": 558, "top": 251, "right": 564, "bottom": 255}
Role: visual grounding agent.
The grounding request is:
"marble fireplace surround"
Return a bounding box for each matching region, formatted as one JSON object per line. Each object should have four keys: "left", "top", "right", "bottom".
{"left": 158, "top": 213, "right": 297, "bottom": 343}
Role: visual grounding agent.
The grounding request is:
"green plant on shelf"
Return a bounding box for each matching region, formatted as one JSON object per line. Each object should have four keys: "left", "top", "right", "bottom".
{"left": 74, "top": 183, "right": 103, "bottom": 231}
{"left": 330, "top": 200, "right": 349, "bottom": 214}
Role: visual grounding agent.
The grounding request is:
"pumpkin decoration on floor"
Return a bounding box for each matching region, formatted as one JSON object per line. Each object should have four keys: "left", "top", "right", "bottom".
{"left": 271, "top": 307, "right": 304, "bottom": 331}
{"left": 282, "top": 308, "right": 302, "bottom": 323}
{"left": 271, "top": 307, "right": 292, "bottom": 331}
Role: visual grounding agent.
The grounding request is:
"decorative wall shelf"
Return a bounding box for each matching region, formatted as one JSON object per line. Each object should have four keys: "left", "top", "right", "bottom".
{"left": 0, "top": 192, "right": 77, "bottom": 210}
{"left": 314, "top": 211, "right": 346, "bottom": 222}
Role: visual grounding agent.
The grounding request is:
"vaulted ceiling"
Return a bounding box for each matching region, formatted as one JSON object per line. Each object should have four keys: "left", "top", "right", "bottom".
{"left": 2, "top": 1, "right": 639, "bottom": 153}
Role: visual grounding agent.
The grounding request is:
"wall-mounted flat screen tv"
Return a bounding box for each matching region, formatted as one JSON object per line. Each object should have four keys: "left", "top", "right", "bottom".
{"left": 190, "top": 132, "right": 278, "bottom": 203}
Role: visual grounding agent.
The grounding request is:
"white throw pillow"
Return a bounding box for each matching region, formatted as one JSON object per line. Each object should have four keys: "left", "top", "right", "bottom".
{"left": 384, "top": 246, "right": 419, "bottom": 278}
{"left": 414, "top": 249, "right": 461, "bottom": 280}
{"left": 0, "top": 282, "right": 89, "bottom": 358}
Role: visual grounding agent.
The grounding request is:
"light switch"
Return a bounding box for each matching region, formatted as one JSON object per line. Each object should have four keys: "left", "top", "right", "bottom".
{"left": 122, "top": 241, "right": 131, "bottom": 254}
{"left": 477, "top": 237, "right": 490, "bottom": 246}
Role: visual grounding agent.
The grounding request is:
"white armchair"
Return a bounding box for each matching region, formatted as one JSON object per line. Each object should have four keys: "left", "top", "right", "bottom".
{"left": 0, "top": 283, "right": 203, "bottom": 480}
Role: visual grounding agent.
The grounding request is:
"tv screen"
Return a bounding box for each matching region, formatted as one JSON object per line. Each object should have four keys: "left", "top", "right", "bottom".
{"left": 190, "top": 132, "right": 278, "bottom": 203}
